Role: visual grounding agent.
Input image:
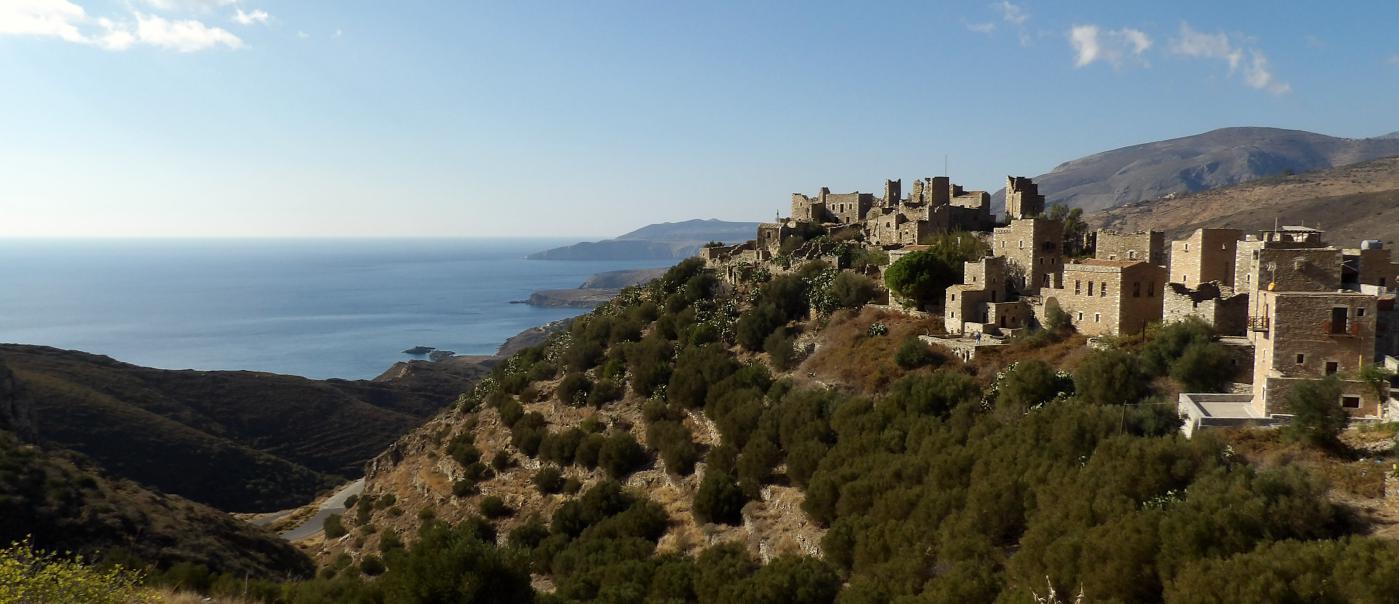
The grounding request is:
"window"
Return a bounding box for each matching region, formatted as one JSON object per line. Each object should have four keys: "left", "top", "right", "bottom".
{"left": 1184, "top": 243, "right": 1190, "bottom": 252}
{"left": 1128, "top": 251, "right": 1137, "bottom": 260}
{"left": 1325, "top": 361, "right": 1339, "bottom": 375}
{"left": 1133, "top": 282, "right": 1142, "bottom": 297}
{"left": 1019, "top": 240, "right": 1025, "bottom": 249}
{"left": 950, "top": 293, "right": 956, "bottom": 301}
{"left": 1077, "top": 312, "right": 1084, "bottom": 321}
{"left": 1094, "top": 313, "right": 1101, "bottom": 323}
{"left": 1330, "top": 307, "right": 1349, "bottom": 334}
{"left": 1357, "top": 307, "right": 1366, "bottom": 317}
{"left": 1296, "top": 353, "right": 1306, "bottom": 365}
{"left": 1109, "top": 254, "right": 1118, "bottom": 260}
{"left": 1100, "top": 282, "right": 1108, "bottom": 297}
{"left": 1075, "top": 280, "right": 1081, "bottom": 295}
{"left": 1087, "top": 282, "right": 1094, "bottom": 296}
{"left": 1341, "top": 395, "right": 1361, "bottom": 409}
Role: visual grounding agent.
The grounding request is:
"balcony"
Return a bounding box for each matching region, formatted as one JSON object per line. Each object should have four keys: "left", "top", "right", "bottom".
{"left": 1246, "top": 316, "right": 1270, "bottom": 332}
{"left": 1322, "top": 320, "right": 1361, "bottom": 337}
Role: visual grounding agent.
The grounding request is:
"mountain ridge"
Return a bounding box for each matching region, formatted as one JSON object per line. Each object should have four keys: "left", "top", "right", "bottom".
{"left": 996, "top": 126, "right": 1399, "bottom": 214}
{"left": 528, "top": 219, "right": 760, "bottom": 260}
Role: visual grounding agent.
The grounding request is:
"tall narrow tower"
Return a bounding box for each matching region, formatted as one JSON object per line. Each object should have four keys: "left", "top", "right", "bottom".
{"left": 1005, "top": 176, "right": 1045, "bottom": 219}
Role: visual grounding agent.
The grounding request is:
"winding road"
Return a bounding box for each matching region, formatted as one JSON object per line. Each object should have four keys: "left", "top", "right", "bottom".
{"left": 277, "top": 478, "right": 365, "bottom": 541}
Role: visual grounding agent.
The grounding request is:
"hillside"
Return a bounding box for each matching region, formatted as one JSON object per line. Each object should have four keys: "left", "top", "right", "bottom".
{"left": 1092, "top": 155, "right": 1399, "bottom": 246}
{"left": 996, "top": 127, "right": 1399, "bottom": 213}
{"left": 0, "top": 430, "right": 313, "bottom": 579}
{"left": 244, "top": 259, "right": 1399, "bottom": 603}
{"left": 0, "top": 345, "right": 478, "bottom": 512}
{"left": 527, "top": 219, "right": 760, "bottom": 260}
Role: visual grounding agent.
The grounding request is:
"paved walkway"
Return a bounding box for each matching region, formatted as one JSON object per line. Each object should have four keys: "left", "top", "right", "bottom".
{"left": 279, "top": 478, "right": 365, "bottom": 541}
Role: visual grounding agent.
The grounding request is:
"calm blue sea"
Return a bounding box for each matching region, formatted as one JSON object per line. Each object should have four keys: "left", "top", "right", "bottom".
{"left": 0, "top": 239, "right": 672, "bottom": 380}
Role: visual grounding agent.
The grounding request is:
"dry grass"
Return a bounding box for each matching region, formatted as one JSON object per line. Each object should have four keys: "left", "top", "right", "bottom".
{"left": 800, "top": 307, "right": 946, "bottom": 393}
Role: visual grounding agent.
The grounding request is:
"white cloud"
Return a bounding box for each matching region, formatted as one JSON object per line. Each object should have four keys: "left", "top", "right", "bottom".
{"left": 1069, "top": 24, "right": 1151, "bottom": 68}
{"left": 134, "top": 11, "right": 242, "bottom": 52}
{"left": 965, "top": 21, "right": 996, "bottom": 34}
{"left": 1169, "top": 22, "right": 1289, "bottom": 94}
{"left": 297, "top": 30, "right": 309, "bottom": 39}
{"left": 139, "top": 0, "right": 237, "bottom": 13}
{"left": 0, "top": 0, "right": 90, "bottom": 43}
{"left": 0, "top": 0, "right": 243, "bottom": 52}
{"left": 232, "top": 7, "right": 268, "bottom": 26}
{"left": 994, "top": 1, "right": 1028, "bottom": 25}
{"left": 334, "top": 28, "right": 343, "bottom": 38}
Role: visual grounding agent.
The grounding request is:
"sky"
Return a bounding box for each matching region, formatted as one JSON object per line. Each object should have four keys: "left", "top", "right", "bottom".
{"left": 2, "top": 1, "right": 1398, "bottom": 238}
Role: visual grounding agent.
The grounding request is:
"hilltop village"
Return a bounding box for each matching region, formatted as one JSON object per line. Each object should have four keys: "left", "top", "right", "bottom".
{"left": 702, "top": 175, "right": 1399, "bottom": 435}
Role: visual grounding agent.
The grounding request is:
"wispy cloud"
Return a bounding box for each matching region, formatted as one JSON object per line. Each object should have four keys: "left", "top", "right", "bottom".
{"left": 993, "top": 1, "right": 1028, "bottom": 25}
{"left": 1069, "top": 24, "right": 1151, "bottom": 68}
{"left": 1387, "top": 53, "right": 1399, "bottom": 67}
{"left": 1169, "top": 22, "right": 1289, "bottom": 94}
{"left": 297, "top": 30, "right": 309, "bottom": 40}
{"left": 965, "top": 21, "right": 996, "bottom": 34}
{"left": 0, "top": 0, "right": 244, "bottom": 52}
{"left": 232, "top": 7, "right": 268, "bottom": 26}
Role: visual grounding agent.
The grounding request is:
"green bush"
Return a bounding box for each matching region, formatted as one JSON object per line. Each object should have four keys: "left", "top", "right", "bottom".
{"left": 827, "top": 271, "right": 879, "bottom": 309}
{"left": 893, "top": 336, "right": 938, "bottom": 370}
{"left": 1074, "top": 348, "right": 1149, "bottom": 405}
{"left": 323, "top": 513, "right": 347, "bottom": 539}
{"left": 883, "top": 232, "right": 987, "bottom": 305}
{"left": 535, "top": 466, "right": 565, "bottom": 494}
{"left": 557, "top": 372, "right": 593, "bottom": 406}
{"left": 764, "top": 329, "right": 799, "bottom": 371}
{"left": 1283, "top": 376, "right": 1349, "bottom": 448}
{"left": 359, "top": 555, "right": 386, "bottom": 577}
{"left": 599, "top": 432, "right": 649, "bottom": 479}
{"left": 694, "top": 471, "right": 746, "bottom": 526}
{"left": 480, "top": 496, "right": 514, "bottom": 519}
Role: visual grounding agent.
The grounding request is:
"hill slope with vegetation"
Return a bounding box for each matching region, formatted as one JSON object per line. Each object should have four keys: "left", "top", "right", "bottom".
{"left": 0, "top": 345, "right": 472, "bottom": 512}
{"left": 169, "top": 253, "right": 1399, "bottom": 603}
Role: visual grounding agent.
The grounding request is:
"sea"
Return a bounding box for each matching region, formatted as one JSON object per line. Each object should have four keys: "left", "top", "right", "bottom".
{"left": 0, "top": 239, "right": 673, "bottom": 380}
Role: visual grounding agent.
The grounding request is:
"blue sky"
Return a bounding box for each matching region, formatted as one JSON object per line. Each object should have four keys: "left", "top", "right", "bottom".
{"left": 2, "top": 1, "right": 1398, "bottom": 238}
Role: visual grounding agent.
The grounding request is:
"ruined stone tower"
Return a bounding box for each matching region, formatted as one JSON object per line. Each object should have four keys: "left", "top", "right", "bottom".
{"left": 1005, "top": 176, "right": 1045, "bottom": 219}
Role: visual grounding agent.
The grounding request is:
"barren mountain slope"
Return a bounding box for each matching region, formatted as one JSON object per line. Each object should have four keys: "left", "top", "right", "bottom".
{"left": 1091, "top": 156, "right": 1399, "bottom": 246}
{"left": 995, "top": 127, "right": 1399, "bottom": 214}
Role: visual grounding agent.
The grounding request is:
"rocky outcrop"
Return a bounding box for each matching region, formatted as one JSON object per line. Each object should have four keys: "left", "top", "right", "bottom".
{"left": 527, "top": 288, "right": 620, "bottom": 308}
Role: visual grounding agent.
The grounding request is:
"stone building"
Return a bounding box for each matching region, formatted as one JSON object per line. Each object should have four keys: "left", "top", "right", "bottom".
{"left": 945, "top": 256, "right": 1032, "bottom": 336}
{"left": 1249, "top": 289, "right": 1383, "bottom": 418}
{"left": 1095, "top": 229, "right": 1166, "bottom": 266}
{"left": 1170, "top": 228, "right": 1244, "bottom": 288}
{"left": 1004, "top": 176, "right": 1045, "bottom": 219}
{"left": 992, "top": 217, "right": 1064, "bottom": 294}
{"left": 1343, "top": 240, "right": 1399, "bottom": 290}
{"left": 1163, "top": 281, "right": 1249, "bottom": 336}
{"left": 1042, "top": 259, "right": 1166, "bottom": 336}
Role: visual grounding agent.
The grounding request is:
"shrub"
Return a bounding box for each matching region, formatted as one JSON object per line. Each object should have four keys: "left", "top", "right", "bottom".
{"left": 893, "top": 336, "right": 937, "bottom": 370}
{"left": 323, "top": 513, "right": 347, "bottom": 539}
{"left": 1074, "top": 348, "right": 1149, "bottom": 405}
{"left": 694, "top": 471, "right": 746, "bottom": 525}
{"left": 557, "top": 372, "right": 593, "bottom": 406}
{"left": 827, "top": 271, "right": 879, "bottom": 309}
{"left": 1283, "top": 376, "right": 1349, "bottom": 448}
{"left": 452, "top": 479, "right": 478, "bottom": 498}
{"left": 995, "top": 360, "right": 1072, "bottom": 413}
{"left": 599, "top": 432, "right": 649, "bottom": 479}
{"left": 491, "top": 450, "right": 514, "bottom": 471}
{"left": 535, "top": 466, "right": 565, "bottom": 494}
{"left": 480, "top": 496, "right": 514, "bottom": 519}
{"left": 0, "top": 540, "right": 151, "bottom": 604}
{"left": 736, "top": 303, "right": 785, "bottom": 352}
{"left": 588, "top": 379, "right": 624, "bottom": 407}
{"left": 764, "top": 329, "right": 799, "bottom": 371}
{"left": 1171, "top": 341, "right": 1236, "bottom": 392}
{"left": 359, "top": 555, "right": 386, "bottom": 576}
